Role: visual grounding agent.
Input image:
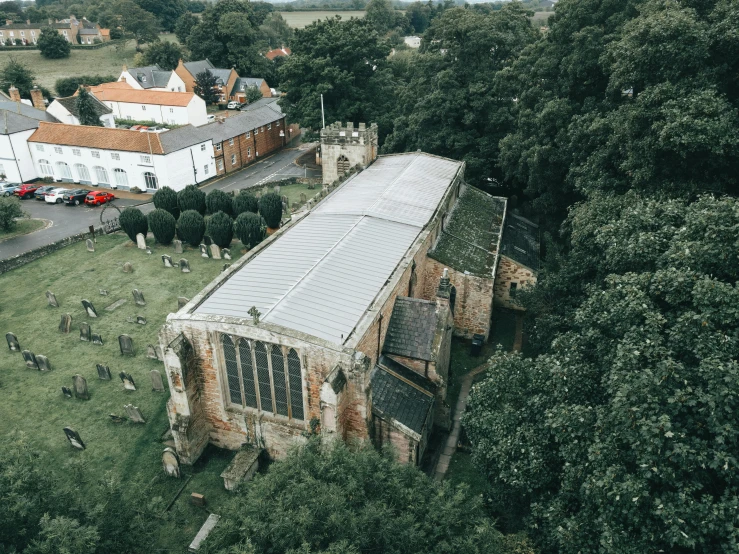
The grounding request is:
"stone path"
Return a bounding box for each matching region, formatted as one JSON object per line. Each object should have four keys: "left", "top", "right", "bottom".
{"left": 433, "top": 362, "right": 488, "bottom": 480}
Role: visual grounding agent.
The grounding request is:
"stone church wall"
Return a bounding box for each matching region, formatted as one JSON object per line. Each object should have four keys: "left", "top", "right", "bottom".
{"left": 494, "top": 255, "right": 537, "bottom": 310}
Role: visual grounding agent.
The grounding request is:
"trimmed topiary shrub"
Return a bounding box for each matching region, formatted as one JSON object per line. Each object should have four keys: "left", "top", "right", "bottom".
{"left": 177, "top": 209, "right": 205, "bottom": 246}
{"left": 147, "top": 208, "right": 176, "bottom": 245}
{"left": 234, "top": 212, "right": 266, "bottom": 249}
{"left": 177, "top": 184, "right": 206, "bottom": 214}
{"left": 259, "top": 192, "right": 283, "bottom": 229}
{"left": 206, "top": 189, "right": 233, "bottom": 216}
{"left": 153, "top": 186, "right": 179, "bottom": 218}
{"left": 232, "top": 191, "right": 258, "bottom": 216}
{"left": 119, "top": 207, "right": 148, "bottom": 242}
{"left": 206, "top": 211, "right": 233, "bottom": 248}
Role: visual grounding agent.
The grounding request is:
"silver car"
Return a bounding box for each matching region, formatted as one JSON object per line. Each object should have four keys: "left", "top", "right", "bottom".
{"left": 0, "top": 182, "right": 20, "bottom": 196}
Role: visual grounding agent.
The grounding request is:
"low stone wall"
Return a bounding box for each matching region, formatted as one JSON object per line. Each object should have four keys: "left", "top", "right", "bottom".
{"left": 0, "top": 227, "right": 100, "bottom": 275}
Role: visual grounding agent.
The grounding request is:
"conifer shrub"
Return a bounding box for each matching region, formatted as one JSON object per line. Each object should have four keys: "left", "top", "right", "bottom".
{"left": 177, "top": 209, "right": 205, "bottom": 246}
{"left": 177, "top": 184, "right": 206, "bottom": 214}
{"left": 119, "top": 207, "right": 148, "bottom": 242}
{"left": 232, "top": 191, "right": 259, "bottom": 216}
{"left": 259, "top": 192, "right": 282, "bottom": 229}
{"left": 205, "top": 189, "right": 233, "bottom": 216}
{"left": 234, "top": 212, "right": 265, "bottom": 249}
{"left": 147, "top": 208, "right": 176, "bottom": 245}
{"left": 206, "top": 211, "right": 234, "bottom": 248}
{"left": 153, "top": 186, "right": 179, "bottom": 218}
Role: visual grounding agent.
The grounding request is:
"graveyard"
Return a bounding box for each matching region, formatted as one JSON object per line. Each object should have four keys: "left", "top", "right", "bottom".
{"left": 0, "top": 231, "right": 243, "bottom": 550}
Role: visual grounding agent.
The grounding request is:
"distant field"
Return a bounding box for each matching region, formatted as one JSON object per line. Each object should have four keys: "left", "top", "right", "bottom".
{"left": 279, "top": 10, "right": 365, "bottom": 28}
{"left": 531, "top": 11, "right": 554, "bottom": 26}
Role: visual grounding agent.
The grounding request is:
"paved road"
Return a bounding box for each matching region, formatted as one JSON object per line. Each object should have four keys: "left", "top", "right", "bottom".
{"left": 0, "top": 142, "right": 318, "bottom": 261}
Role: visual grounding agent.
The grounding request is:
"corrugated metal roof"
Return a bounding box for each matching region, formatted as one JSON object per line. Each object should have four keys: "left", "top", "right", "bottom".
{"left": 193, "top": 153, "right": 463, "bottom": 345}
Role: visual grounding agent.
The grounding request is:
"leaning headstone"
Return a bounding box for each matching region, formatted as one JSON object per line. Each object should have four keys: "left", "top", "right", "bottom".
{"left": 210, "top": 244, "right": 221, "bottom": 260}
{"left": 109, "top": 414, "right": 126, "bottom": 424}
{"left": 99, "top": 289, "right": 108, "bottom": 296}
{"left": 136, "top": 233, "right": 146, "bottom": 249}
{"left": 104, "top": 299, "right": 127, "bottom": 312}
{"left": 146, "top": 344, "right": 158, "bottom": 360}
{"left": 300, "top": 192, "right": 307, "bottom": 203}
{"left": 86, "top": 239, "right": 95, "bottom": 252}
{"left": 177, "top": 297, "right": 189, "bottom": 309}
{"left": 61, "top": 386, "right": 73, "bottom": 398}
{"left": 79, "top": 322, "right": 91, "bottom": 342}
{"left": 92, "top": 334, "right": 104, "bottom": 346}
{"left": 151, "top": 370, "right": 165, "bottom": 392}
{"left": 222, "top": 248, "right": 231, "bottom": 260}
{"left": 155, "top": 345, "right": 164, "bottom": 361}
{"left": 97, "top": 364, "right": 111, "bottom": 380}
{"left": 199, "top": 244, "right": 209, "bottom": 258}
{"left": 173, "top": 239, "right": 183, "bottom": 254}
{"left": 124, "top": 404, "right": 146, "bottom": 423}
{"left": 132, "top": 289, "right": 146, "bottom": 306}
{"left": 63, "top": 427, "right": 85, "bottom": 450}
{"left": 81, "top": 299, "right": 98, "bottom": 318}
{"left": 72, "top": 374, "right": 89, "bottom": 400}
{"left": 119, "top": 371, "right": 136, "bottom": 390}
{"left": 122, "top": 262, "right": 133, "bottom": 273}
{"left": 22, "top": 350, "right": 38, "bottom": 369}
{"left": 46, "top": 291, "right": 59, "bottom": 307}
{"left": 162, "top": 254, "right": 174, "bottom": 268}
{"left": 136, "top": 316, "right": 147, "bottom": 325}
{"left": 146, "top": 247, "right": 152, "bottom": 255}
{"left": 58, "top": 313, "right": 72, "bottom": 333}
{"left": 36, "top": 355, "right": 51, "bottom": 371}
{"left": 162, "top": 447, "right": 180, "bottom": 478}
{"left": 118, "top": 335, "right": 134, "bottom": 356}
{"left": 222, "top": 264, "right": 231, "bottom": 272}
{"left": 179, "top": 259, "right": 191, "bottom": 273}
{"left": 6, "top": 332, "right": 20, "bottom": 351}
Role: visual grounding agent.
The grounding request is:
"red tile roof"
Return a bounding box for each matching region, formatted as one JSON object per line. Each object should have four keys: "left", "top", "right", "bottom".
{"left": 88, "top": 86, "right": 196, "bottom": 107}
{"left": 28, "top": 122, "right": 165, "bottom": 154}
{"left": 265, "top": 47, "right": 291, "bottom": 60}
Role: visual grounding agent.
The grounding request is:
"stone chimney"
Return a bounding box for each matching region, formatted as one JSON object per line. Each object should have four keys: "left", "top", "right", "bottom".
{"left": 8, "top": 85, "right": 21, "bottom": 103}
{"left": 5, "top": 19, "right": 12, "bottom": 26}
{"left": 30, "top": 86, "right": 45, "bottom": 111}
{"left": 436, "top": 268, "right": 452, "bottom": 310}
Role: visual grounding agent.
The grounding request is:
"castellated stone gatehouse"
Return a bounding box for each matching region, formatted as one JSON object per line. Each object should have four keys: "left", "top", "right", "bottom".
{"left": 320, "top": 121, "right": 378, "bottom": 184}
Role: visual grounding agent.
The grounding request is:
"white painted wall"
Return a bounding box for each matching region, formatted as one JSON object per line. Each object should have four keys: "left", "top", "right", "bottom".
{"left": 101, "top": 96, "right": 206, "bottom": 127}
{"left": 0, "top": 129, "right": 38, "bottom": 182}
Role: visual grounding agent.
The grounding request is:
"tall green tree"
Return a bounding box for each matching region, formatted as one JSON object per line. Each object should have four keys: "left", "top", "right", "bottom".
{"left": 141, "top": 40, "right": 186, "bottom": 71}
{"left": 0, "top": 57, "right": 35, "bottom": 98}
{"left": 193, "top": 69, "right": 219, "bottom": 105}
{"left": 75, "top": 87, "right": 103, "bottom": 127}
{"left": 37, "top": 27, "right": 71, "bottom": 59}
{"left": 135, "top": 0, "right": 186, "bottom": 32}
{"left": 175, "top": 11, "right": 199, "bottom": 43}
{"left": 55, "top": 75, "right": 117, "bottom": 97}
{"left": 364, "top": 0, "right": 402, "bottom": 34}
{"left": 258, "top": 12, "right": 294, "bottom": 49}
{"left": 100, "top": 0, "right": 160, "bottom": 46}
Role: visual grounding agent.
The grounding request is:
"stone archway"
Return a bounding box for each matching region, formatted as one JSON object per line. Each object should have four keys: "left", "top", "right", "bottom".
{"left": 337, "top": 155, "right": 350, "bottom": 176}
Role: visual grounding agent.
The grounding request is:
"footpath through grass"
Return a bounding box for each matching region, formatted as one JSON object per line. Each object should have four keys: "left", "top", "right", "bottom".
{"left": 0, "top": 232, "right": 241, "bottom": 551}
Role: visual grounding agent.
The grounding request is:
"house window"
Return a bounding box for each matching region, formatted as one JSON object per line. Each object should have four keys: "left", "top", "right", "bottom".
{"left": 72, "top": 149, "right": 81, "bottom": 156}
{"left": 74, "top": 163, "right": 90, "bottom": 183}
{"left": 54, "top": 146, "right": 63, "bottom": 154}
{"left": 94, "top": 166, "right": 109, "bottom": 184}
{"left": 231, "top": 154, "right": 236, "bottom": 165}
{"left": 254, "top": 128, "right": 258, "bottom": 135}
{"left": 200, "top": 144, "right": 206, "bottom": 152}
{"left": 113, "top": 168, "right": 128, "bottom": 187}
{"left": 245, "top": 131, "right": 250, "bottom": 138}
{"left": 268, "top": 123, "right": 271, "bottom": 130}
{"left": 140, "top": 155, "right": 151, "bottom": 164}
{"left": 509, "top": 282, "right": 517, "bottom": 293}
{"left": 276, "top": 121, "right": 280, "bottom": 127}
{"left": 143, "top": 172, "right": 158, "bottom": 189}
{"left": 30, "top": 31, "right": 35, "bottom": 36}
{"left": 56, "top": 161, "right": 72, "bottom": 180}
{"left": 217, "top": 159, "right": 224, "bottom": 171}
{"left": 35, "top": 144, "right": 44, "bottom": 152}
{"left": 247, "top": 147, "right": 251, "bottom": 157}
{"left": 220, "top": 335, "right": 304, "bottom": 420}
{"left": 20, "top": 31, "right": 24, "bottom": 37}
{"left": 38, "top": 159, "right": 53, "bottom": 177}
{"left": 204, "top": 164, "right": 209, "bottom": 175}
{"left": 229, "top": 138, "right": 234, "bottom": 146}
{"left": 169, "top": 108, "right": 173, "bottom": 113}
{"left": 63, "top": 30, "right": 67, "bottom": 35}
{"left": 91, "top": 151, "right": 100, "bottom": 158}
{"left": 142, "top": 105, "right": 146, "bottom": 111}
{"left": 111, "top": 153, "right": 120, "bottom": 160}
{"left": 215, "top": 143, "right": 222, "bottom": 151}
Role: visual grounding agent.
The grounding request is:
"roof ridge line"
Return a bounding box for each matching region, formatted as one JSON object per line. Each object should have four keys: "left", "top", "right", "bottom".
{"left": 377, "top": 363, "right": 434, "bottom": 397}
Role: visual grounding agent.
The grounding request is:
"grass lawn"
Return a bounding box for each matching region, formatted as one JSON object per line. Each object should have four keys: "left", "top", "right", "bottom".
{"left": 0, "top": 218, "right": 45, "bottom": 242}
{"left": 0, "top": 231, "right": 242, "bottom": 551}
{"left": 278, "top": 10, "right": 365, "bottom": 28}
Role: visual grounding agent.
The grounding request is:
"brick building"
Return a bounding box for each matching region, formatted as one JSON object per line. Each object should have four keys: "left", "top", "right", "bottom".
{"left": 175, "top": 60, "right": 271, "bottom": 104}
{"left": 0, "top": 16, "right": 109, "bottom": 46}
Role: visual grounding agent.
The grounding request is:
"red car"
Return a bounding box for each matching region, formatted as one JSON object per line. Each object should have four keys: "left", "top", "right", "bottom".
{"left": 14, "top": 183, "right": 42, "bottom": 199}
{"left": 85, "top": 191, "right": 116, "bottom": 206}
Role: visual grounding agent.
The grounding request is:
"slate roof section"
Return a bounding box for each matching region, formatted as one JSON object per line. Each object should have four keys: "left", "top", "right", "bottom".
{"left": 500, "top": 214, "right": 540, "bottom": 271}
{"left": 126, "top": 65, "right": 172, "bottom": 89}
{"left": 242, "top": 96, "right": 280, "bottom": 112}
{"left": 232, "top": 77, "right": 264, "bottom": 96}
{"left": 55, "top": 95, "right": 112, "bottom": 118}
{"left": 383, "top": 297, "right": 438, "bottom": 361}
{"left": 371, "top": 355, "right": 435, "bottom": 437}
{"left": 0, "top": 110, "right": 44, "bottom": 134}
{"left": 0, "top": 102, "right": 57, "bottom": 123}
{"left": 28, "top": 122, "right": 167, "bottom": 154}
{"left": 183, "top": 60, "right": 232, "bottom": 84}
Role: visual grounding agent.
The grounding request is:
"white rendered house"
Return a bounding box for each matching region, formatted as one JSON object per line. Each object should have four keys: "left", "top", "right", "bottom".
{"left": 47, "top": 95, "right": 115, "bottom": 127}
{"left": 0, "top": 103, "right": 59, "bottom": 182}
{"left": 119, "top": 65, "right": 186, "bottom": 92}
{"left": 89, "top": 86, "right": 207, "bottom": 127}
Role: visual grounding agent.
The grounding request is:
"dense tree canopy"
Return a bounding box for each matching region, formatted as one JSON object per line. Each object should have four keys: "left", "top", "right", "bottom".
{"left": 75, "top": 87, "right": 103, "bottom": 126}
{"left": 141, "top": 40, "right": 186, "bottom": 71}
{"left": 37, "top": 26, "right": 71, "bottom": 58}
{"left": 135, "top": 0, "right": 186, "bottom": 32}
{"left": 0, "top": 57, "right": 37, "bottom": 99}
{"left": 194, "top": 69, "right": 219, "bottom": 105}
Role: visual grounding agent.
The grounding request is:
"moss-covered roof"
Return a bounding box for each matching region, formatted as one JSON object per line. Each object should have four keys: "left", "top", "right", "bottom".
{"left": 429, "top": 186, "right": 506, "bottom": 277}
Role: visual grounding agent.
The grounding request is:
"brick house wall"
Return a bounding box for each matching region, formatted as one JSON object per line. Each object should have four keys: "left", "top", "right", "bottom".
{"left": 494, "top": 255, "right": 537, "bottom": 310}
{"left": 212, "top": 117, "right": 287, "bottom": 176}
{"left": 175, "top": 61, "right": 196, "bottom": 93}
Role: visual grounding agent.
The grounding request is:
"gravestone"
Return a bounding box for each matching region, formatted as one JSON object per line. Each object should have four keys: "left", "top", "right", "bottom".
{"left": 178, "top": 297, "right": 189, "bottom": 309}
{"left": 222, "top": 248, "right": 231, "bottom": 260}
{"left": 22, "top": 350, "right": 38, "bottom": 369}
{"left": 118, "top": 335, "right": 134, "bottom": 356}
{"left": 63, "top": 427, "right": 85, "bottom": 450}
{"left": 203, "top": 235, "right": 212, "bottom": 246}
{"left": 281, "top": 195, "right": 289, "bottom": 209}
{"left": 36, "top": 355, "right": 51, "bottom": 371}
{"left": 99, "top": 289, "right": 108, "bottom": 296}
{"left": 109, "top": 414, "right": 126, "bottom": 424}
{"left": 79, "top": 322, "right": 91, "bottom": 342}
{"left": 155, "top": 345, "right": 164, "bottom": 361}
{"left": 72, "top": 374, "right": 89, "bottom": 400}
{"left": 119, "top": 371, "right": 136, "bottom": 390}
{"left": 122, "top": 262, "right": 133, "bottom": 273}
{"left": 97, "top": 364, "right": 111, "bottom": 380}
{"left": 210, "top": 244, "right": 221, "bottom": 260}
{"left": 222, "top": 264, "right": 231, "bottom": 272}
{"left": 105, "top": 299, "right": 127, "bottom": 312}
{"left": 199, "top": 244, "right": 209, "bottom": 258}
{"left": 151, "top": 370, "right": 165, "bottom": 392}
{"left": 173, "top": 239, "right": 183, "bottom": 254}
{"left": 179, "top": 259, "right": 190, "bottom": 273}
{"left": 86, "top": 239, "right": 95, "bottom": 252}
{"left": 6, "top": 332, "right": 20, "bottom": 351}
{"left": 146, "top": 247, "right": 152, "bottom": 255}
{"left": 136, "top": 316, "right": 146, "bottom": 325}
{"left": 132, "top": 289, "right": 146, "bottom": 306}
{"left": 46, "top": 291, "right": 59, "bottom": 307}
{"left": 273, "top": 185, "right": 280, "bottom": 194}
{"left": 58, "top": 313, "right": 72, "bottom": 333}
{"left": 162, "top": 448, "right": 180, "bottom": 478}
{"left": 124, "top": 404, "right": 146, "bottom": 423}
{"left": 300, "top": 192, "right": 307, "bottom": 203}
{"left": 162, "top": 254, "right": 174, "bottom": 268}
{"left": 61, "top": 386, "right": 73, "bottom": 398}
{"left": 146, "top": 344, "right": 158, "bottom": 360}
{"left": 92, "top": 334, "right": 104, "bottom": 346}
{"left": 81, "top": 299, "right": 98, "bottom": 318}
{"left": 136, "top": 233, "right": 146, "bottom": 249}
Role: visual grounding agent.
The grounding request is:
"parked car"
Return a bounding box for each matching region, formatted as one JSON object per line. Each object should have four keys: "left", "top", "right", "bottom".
{"left": 207, "top": 114, "right": 215, "bottom": 123}
{"left": 14, "top": 183, "right": 43, "bottom": 199}
{"left": 34, "top": 185, "right": 57, "bottom": 200}
{"left": 45, "top": 188, "right": 70, "bottom": 204}
{"left": 0, "top": 182, "right": 21, "bottom": 196}
{"left": 85, "top": 191, "right": 115, "bottom": 206}
{"left": 63, "top": 189, "right": 89, "bottom": 206}
{"left": 227, "top": 101, "right": 242, "bottom": 110}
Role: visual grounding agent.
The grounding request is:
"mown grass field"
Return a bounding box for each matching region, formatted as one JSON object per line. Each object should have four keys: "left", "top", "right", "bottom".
{"left": 0, "top": 232, "right": 242, "bottom": 550}
{"left": 0, "top": 218, "right": 45, "bottom": 242}
{"left": 278, "top": 10, "right": 365, "bottom": 28}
